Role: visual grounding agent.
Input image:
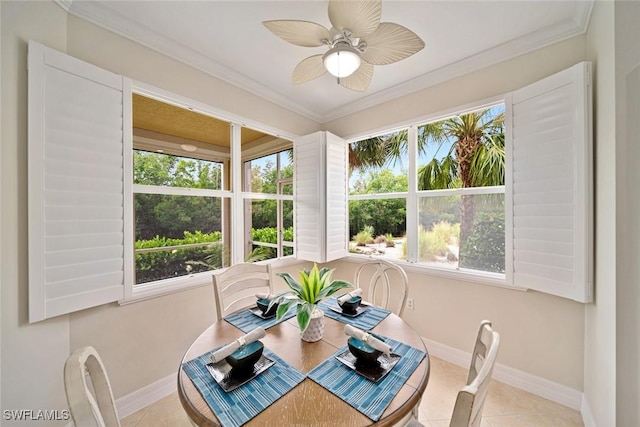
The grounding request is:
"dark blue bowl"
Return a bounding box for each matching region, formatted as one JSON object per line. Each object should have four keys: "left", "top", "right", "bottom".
{"left": 225, "top": 341, "right": 263, "bottom": 371}
{"left": 347, "top": 334, "right": 385, "bottom": 364}
{"left": 256, "top": 298, "right": 278, "bottom": 317}
{"left": 339, "top": 296, "right": 362, "bottom": 313}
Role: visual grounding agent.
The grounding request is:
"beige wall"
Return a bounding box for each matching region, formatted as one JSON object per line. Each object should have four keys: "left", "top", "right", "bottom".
{"left": 324, "top": 36, "right": 587, "bottom": 139}
{"left": 1, "top": 0, "right": 622, "bottom": 419}
{"left": 68, "top": 260, "right": 310, "bottom": 399}
{"left": 61, "top": 13, "right": 321, "bottom": 400}
{"left": 327, "top": 260, "right": 585, "bottom": 390}
{"left": 323, "top": 35, "right": 590, "bottom": 391}
{"left": 615, "top": 1, "right": 640, "bottom": 425}
{"left": 585, "top": 1, "right": 617, "bottom": 425}
{"left": 66, "top": 16, "right": 320, "bottom": 138}
{"left": 1, "top": 2, "right": 71, "bottom": 426}
{"left": 0, "top": 0, "right": 321, "bottom": 416}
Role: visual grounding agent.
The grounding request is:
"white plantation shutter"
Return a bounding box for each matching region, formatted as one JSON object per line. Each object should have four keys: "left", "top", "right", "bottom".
{"left": 294, "top": 131, "right": 348, "bottom": 263}
{"left": 28, "top": 41, "right": 132, "bottom": 322}
{"left": 506, "top": 62, "right": 592, "bottom": 302}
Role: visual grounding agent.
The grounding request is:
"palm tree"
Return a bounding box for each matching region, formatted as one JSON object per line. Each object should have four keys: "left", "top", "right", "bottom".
{"left": 349, "top": 108, "right": 505, "bottom": 264}
{"left": 418, "top": 110, "right": 504, "bottom": 263}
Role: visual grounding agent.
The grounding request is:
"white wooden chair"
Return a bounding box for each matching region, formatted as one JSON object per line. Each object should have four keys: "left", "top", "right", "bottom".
{"left": 402, "top": 320, "right": 500, "bottom": 427}
{"left": 354, "top": 259, "right": 409, "bottom": 316}
{"left": 450, "top": 320, "right": 501, "bottom": 427}
{"left": 212, "top": 263, "right": 273, "bottom": 320}
{"left": 64, "top": 346, "right": 120, "bottom": 427}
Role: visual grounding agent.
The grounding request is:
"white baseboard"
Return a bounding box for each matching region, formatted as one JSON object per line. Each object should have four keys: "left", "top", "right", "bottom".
{"left": 112, "top": 339, "right": 589, "bottom": 422}
{"left": 422, "top": 337, "right": 584, "bottom": 411}
{"left": 581, "top": 395, "right": 596, "bottom": 427}
{"left": 115, "top": 372, "right": 177, "bottom": 419}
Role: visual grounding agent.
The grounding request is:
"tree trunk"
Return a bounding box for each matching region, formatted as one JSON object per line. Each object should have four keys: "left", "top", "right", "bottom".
{"left": 455, "top": 136, "right": 481, "bottom": 266}
{"left": 458, "top": 194, "right": 476, "bottom": 267}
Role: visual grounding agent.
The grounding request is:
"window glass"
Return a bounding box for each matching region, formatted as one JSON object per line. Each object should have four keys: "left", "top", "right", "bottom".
{"left": 243, "top": 147, "right": 294, "bottom": 261}
{"left": 348, "top": 104, "right": 506, "bottom": 276}
{"left": 418, "top": 193, "right": 504, "bottom": 273}
{"left": 417, "top": 106, "right": 505, "bottom": 190}
{"left": 349, "top": 198, "right": 406, "bottom": 259}
{"left": 134, "top": 151, "right": 223, "bottom": 189}
{"left": 349, "top": 130, "right": 408, "bottom": 194}
{"left": 134, "top": 194, "right": 224, "bottom": 284}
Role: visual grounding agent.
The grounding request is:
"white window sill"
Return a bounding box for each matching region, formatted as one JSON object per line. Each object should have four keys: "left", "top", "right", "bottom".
{"left": 119, "top": 256, "right": 305, "bottom": 305}
{"left": 119, "top": 271, "right": 213, "bottom": 305}
{"left": 341, "top": 255, "right": 527, "bottom": 292}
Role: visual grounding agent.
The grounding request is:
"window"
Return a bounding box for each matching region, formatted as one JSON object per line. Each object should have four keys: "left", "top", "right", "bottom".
{"left": 133, "top": 151, "right": 226, "bottom": 284}
{"left": 348, "top": 106, "right": 506, "bottom": 276}
{"left": 28, "top": 40, "right": 592, "bottom": 322}
{"left": 131, "top": 93, "right": 233, "bottom": 289}
{"left": 131, "top": 96, "right": 295, "bottom": 290}
{"left": 243, "top": 148, "right": 295, "bottom": 261}
{"left": 342, "top": 63, "right": 592, "bottom": 302}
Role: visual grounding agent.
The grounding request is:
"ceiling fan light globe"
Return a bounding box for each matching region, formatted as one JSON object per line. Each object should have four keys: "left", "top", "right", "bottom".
{"left": 323, "top": 45, "right": 361, "bottom": 78}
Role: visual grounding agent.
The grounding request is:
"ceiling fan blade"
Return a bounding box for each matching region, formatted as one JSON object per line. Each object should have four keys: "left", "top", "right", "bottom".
{"left": 292, "top": 55, "right": 327, "bottom": 85}
{"left": 338, "top": 62, "right": 373, "bottom": 92}
{"left": 360, "top": 23, "right": 425, "bottom": 66}
{"left": 328, "top": 0, "right": 381, "bottom": 38}
{"left": 263, "top": 20, "right": 331, "bottom": 47}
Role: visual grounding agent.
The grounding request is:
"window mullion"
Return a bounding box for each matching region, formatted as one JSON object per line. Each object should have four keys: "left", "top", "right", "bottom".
{"left": 231, "top": 123, "right": 244, "bottom": 265}
{"left": 406, "top": 125, "right": 419, "bottom": 263}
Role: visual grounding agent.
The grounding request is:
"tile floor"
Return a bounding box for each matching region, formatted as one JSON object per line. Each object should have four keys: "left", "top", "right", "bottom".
{"left": 121, "top": 356, "right": 584, "bottom": 427}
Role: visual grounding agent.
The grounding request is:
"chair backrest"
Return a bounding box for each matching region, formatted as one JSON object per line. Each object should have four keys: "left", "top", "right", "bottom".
{"left": 354, "top": 259, "right": 409, "bottom": 316}
{"left": 212, "top": 263, "right": 273, "bottom": 320}
{"left": 450, "top": 320, "right": 500, "bottom": 427}
{"left": 64, "top": 346, "right": 120, "bottom": 427}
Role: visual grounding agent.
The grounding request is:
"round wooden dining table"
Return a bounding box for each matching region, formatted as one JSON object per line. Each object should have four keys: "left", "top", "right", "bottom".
{"left": 177, "top": 310, "right": 430, "bottom": 426}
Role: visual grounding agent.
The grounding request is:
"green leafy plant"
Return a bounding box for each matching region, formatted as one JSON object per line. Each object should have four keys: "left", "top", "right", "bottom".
{"left": 385, "top": 233, "right": 395, "bottom": 247}
{"left": 352, "top": 225, "right": 374, "bottom": 246}
{"left": 271, "top": 263, "right": 352, "bottom": 332}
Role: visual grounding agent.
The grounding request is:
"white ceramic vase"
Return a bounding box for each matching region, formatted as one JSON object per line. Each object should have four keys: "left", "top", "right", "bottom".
{"left": 301, "top": 308, "right": 324, "bottom": 342}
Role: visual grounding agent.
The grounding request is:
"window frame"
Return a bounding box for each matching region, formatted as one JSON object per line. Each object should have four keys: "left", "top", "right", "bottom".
{"left": 346, "top": 100, "right": 509, "bottom": 285}
{"left": 242, "top": 149, "right": 295, "bottom": 260}
{"left": 123, "top": 82, "right": 298, "bottom": 303}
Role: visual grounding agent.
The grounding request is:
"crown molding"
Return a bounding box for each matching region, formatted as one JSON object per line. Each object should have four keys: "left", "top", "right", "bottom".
{"left": 53, "top": 0, "right": 72, "bottom": 12}
{"left": 320, "top": 9, "right": 592, "bottom": 122}
{"left": 573, "top": 0, "right": 595, "bottom": 33}
{"left": 65, "top": 1, "right": 324, "bottom": 123}
{"left": 64, "top": 1, "right": 593, "bottom": 124}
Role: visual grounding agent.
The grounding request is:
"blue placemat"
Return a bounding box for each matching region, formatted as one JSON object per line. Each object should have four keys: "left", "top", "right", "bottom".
{"left": 182, "top": 347, "right": 306, "bottom": 427}
{"left": 318, "top": 297, "right": 391, "bottom": 330}
{"left": 307, "top": 336, "right": 426, "bottom": 422}
{"left": 224, "top": 307, "right": 296, "bottom": 333}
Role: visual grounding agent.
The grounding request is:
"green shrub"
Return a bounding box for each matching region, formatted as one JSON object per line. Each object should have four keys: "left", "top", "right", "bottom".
{"left": 251, "top": 226, "right": 294, "bottom": 244}
{"left": 432, "top": 221, "right": 459, "bottom": 246}
{"left": 417, "top": 226, "right": 449, "bottom": 261}
{"left": 135, "top": 227, "right": 294, "bottom": 284}
{"left": 353, "top": 225, "right": 374, "bottom": 246}
{"left": 385, "top": 233, "right": 395, "bottom": 247}
{"left": 135, "top": 231, "right": 223, "bottom": 284}
{"left": 459, "top": 212, "right": 505, "bottom": 273}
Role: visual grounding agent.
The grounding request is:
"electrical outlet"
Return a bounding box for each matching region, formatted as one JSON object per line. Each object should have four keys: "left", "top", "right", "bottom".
{"left": 406, "top": 298, "right": 414, "bottom": 310}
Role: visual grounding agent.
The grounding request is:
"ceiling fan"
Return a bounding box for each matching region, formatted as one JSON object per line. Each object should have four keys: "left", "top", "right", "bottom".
{"left": 263, "top": 0, "right": 424, "bottom": 92}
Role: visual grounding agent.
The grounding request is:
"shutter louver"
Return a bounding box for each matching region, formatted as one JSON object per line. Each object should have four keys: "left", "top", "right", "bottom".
{"left": 294, "top": 131, "right": 348, "bottom": 263}
{"left": 507, "top": 62, "right": 592, "bottom": 302}
{"left": 28, "top": 41, "right": 131, "bottom": 322}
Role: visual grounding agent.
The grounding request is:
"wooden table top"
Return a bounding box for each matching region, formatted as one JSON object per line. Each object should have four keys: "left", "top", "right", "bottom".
{"left": 177, "top": 310, "right": 430, "bottom": 426}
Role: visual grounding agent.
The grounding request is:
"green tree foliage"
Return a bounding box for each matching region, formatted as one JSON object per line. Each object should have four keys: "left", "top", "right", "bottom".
{"left": 247, "top": 155, "right": 293, "bottom": 230}
{"left": 460, "top": 211, "right": 505, "bottom": 272}
{"left": 349, "top": 107, "right": 505, "bottom": 269}
{"left": 135, "top": 231, "right": 222, "bottom": 283}
{"left": 349, "top": 170, "right": 407, "bottom": 237}
{"left": 134, "top": 151, "right": 223, "bottom": 240}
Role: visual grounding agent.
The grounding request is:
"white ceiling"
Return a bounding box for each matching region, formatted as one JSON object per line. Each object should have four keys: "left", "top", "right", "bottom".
{"left": 61, "top": 0, "right": 593, "bottom": 123}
